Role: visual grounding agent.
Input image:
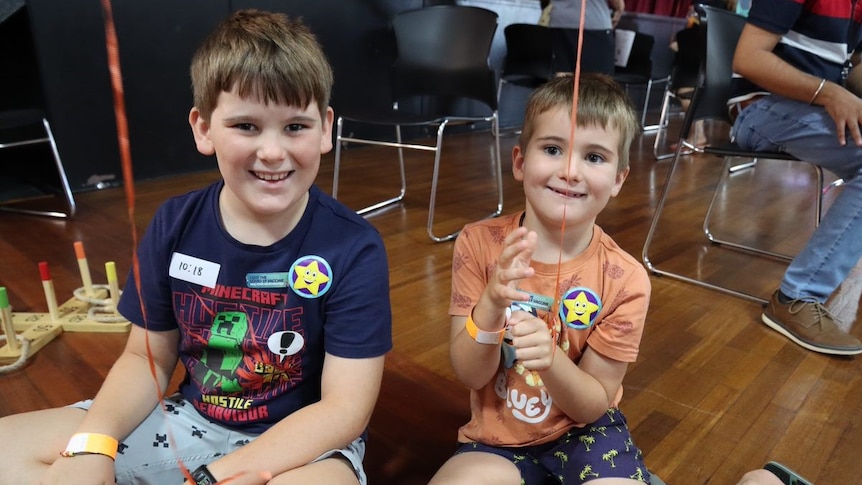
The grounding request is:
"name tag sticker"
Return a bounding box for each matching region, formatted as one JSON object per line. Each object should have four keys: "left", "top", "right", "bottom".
{"left": 246, "top": 272, "right": 290, "bottom": 288}
{"left": 515, "top": 290, "right": 554, "bottom": 312}
{"left": 169, "top": 252, "right": 220, "bottom": 288}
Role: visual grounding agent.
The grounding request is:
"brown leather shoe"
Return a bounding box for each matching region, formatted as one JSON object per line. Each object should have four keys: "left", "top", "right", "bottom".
{"left": 762, "top": 290, "right": 862, "bottom": 356}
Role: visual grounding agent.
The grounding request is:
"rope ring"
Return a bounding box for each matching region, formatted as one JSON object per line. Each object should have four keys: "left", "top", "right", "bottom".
{"left": 73, "top": 284, "right": 118, "bottom": 306}
{"left": 0, "top": 334, "right": 31, "bottom": 374}
{"left": 73, "top": 284, "right": 127, "bottom": 323}
{"left": 87, "top": 306, "right": 128, "bottom": 324}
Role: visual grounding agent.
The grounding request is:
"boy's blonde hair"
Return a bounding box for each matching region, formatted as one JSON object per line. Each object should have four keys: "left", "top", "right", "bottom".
{"left": 190, "top": 9, "right": 334, "bottom": 121}
{"left": 518, "top": 74, "right": 639, "bottom": 172}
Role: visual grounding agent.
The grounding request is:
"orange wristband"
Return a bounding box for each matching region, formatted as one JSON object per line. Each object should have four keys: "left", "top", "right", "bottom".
{"left": 465, "top": 312, "right": 505, "bottom": 345}
{"left": 60, "top": 433, "right": 118, "bottom": 460}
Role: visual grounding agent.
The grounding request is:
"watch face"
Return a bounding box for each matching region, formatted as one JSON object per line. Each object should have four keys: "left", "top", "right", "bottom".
{"left": 192, "top": 467, "right": 216, "bottom": 485}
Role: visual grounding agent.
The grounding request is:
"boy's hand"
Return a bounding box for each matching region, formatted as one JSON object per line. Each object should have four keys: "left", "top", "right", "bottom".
{"left": 39, "top": 455, "right": 115, "bottom": 485}
{"left": 508, "top": 310, "right": 556, "bottom": 371}
{"left": 483, "top": 227, "right": 537, "bottom": 310}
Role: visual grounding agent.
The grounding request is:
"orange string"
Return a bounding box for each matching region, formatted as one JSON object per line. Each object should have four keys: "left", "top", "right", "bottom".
{"left": 549, "top": 4, "right": 586, "bottom": 347}
{"left": 98, "top": 1, "right": 200, "bottom": 482}
{"left": 98, "top": 0, "right": 145, "bottom": 349}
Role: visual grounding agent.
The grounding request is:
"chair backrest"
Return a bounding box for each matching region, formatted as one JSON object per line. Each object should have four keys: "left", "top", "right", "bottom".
{"left": 549, "top": 28, "right": 616, "bottom": 75}
{"left": 501, "top": 23, "right": 556, "bottom": 83}
{"left": 615, "top": 31, "right": 655, "bottom": 79}
{"left": 678, "top": 5, "right": 746, "bottom": 138}
{"left": 391, "top": 6, "right": 499, "bottom": 110}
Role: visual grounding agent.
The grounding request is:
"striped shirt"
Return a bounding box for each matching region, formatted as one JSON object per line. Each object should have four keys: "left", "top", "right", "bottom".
{"left": 729, "top": 0, "right": 862, "bottom": 104}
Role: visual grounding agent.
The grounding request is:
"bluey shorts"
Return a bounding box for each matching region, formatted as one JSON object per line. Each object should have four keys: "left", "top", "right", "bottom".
{"left": 455, "top": 408, "right": 649, "bottom": 484}
{"left": 69, "top": 394, "right": 367, "bottom": 485}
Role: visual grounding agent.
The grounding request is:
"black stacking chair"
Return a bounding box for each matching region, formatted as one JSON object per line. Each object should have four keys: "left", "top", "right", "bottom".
{"left": 613, "top": 30, "right": 667, "bottom": 130}
{"left": 332, "top": 5, "right": 502, "bottom": 242}
{"left": 642, "top": 5, "right": 830, "bottom": 304}
{"left": 653, "top": 23, "right": 705, "bottom": 160}
{"left": 0, "top": 109, "right": 76, "bottom": 218}
{"left": 550, "top": 28, "right": 616, "bottom": 76}
{"left": 497, "top": 23, "right": 556, "bottom": 106}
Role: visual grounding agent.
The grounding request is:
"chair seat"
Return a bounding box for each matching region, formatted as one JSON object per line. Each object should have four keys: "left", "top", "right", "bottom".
{"left": 705, "top": 141, "right": 798, "bottom": 161}
{"left": 501, "top": 74, "right": 549, "bottom": 90}
{"left": 613, "top": 73, "right": 651, "bottom": 85}
{"left": 0, "top": 109, "right": 46, "bottom": 129}
{"left": 339, "top": 109, "right": 491, "bottom": 127}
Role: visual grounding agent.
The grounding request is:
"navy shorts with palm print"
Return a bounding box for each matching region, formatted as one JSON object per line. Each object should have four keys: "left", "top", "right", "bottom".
{"left": 454, "top": 408, "right": 650, "bottom": 484}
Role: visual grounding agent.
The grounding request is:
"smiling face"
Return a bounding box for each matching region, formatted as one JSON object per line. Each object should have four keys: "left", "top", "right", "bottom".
{"left": 513, "top": 106, "right": 629, "bottom": 234}
{"left": 189, "top": 88, "right": 333, "bottom": 232}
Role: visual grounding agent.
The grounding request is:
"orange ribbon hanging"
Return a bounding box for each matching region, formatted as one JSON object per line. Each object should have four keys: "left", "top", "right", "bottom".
{"left": 548, "top": 5, "right": 587, "bottom": 346}
{"left": 98, "top": 0, "right": 195, "bottom": 481}
{"left": 98, "top": 4, "right": 255, "bottom": 483}
{"left": 99, "top": 0, "right": 159, "bottom": 382}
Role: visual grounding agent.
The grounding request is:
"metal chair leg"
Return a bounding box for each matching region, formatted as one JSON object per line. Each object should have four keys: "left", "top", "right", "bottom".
{"left": 642, "top": 76, "right": 669, "bottom": 132}
{"left": 332, "top": 116, "right": 407, "bottom": 215}
{"left": 427, "top": 112, "right": 503, "bottom": 243}
{"left": 652, "top": 83, "right": 674, "bottom": 160}
{"left": 0, "top": 118, "right": 76, "bottom": 219}
{"left": 702, "top": 159, "right": 826, "bottom": 263}
{"left": 642, "top": 143, "right": 769, "bottom": 305}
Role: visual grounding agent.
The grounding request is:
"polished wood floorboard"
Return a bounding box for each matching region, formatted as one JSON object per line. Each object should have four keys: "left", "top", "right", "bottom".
{"left": 1, "top": 121, "right": 860, "bottom": 484}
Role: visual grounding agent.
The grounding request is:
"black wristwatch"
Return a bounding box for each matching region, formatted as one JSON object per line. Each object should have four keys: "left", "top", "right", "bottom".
{"left": 191, "top": 464, "right": 217, "bottom": 485}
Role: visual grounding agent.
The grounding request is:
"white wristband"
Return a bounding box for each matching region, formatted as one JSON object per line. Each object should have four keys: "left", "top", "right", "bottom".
{"left": 465, "top": 312, "right": 504, "bottom": 345}
{"left": 61, "top": 433, "right": 118, "bottom": 460}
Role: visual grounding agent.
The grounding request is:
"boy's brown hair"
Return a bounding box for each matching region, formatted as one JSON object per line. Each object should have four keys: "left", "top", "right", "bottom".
{"left": 190, "top": 9, "right": 334, "bottom": 121}
{"left": 518, "top": 74, "right": 639, "bottom": 172}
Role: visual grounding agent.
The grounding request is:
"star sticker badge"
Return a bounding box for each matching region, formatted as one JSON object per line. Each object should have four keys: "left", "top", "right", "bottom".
{"left": 559, "top": 287, "right": 602, "bottom": 330}
{"left": 289, "top": 255, "right": 333, "bottom": 298}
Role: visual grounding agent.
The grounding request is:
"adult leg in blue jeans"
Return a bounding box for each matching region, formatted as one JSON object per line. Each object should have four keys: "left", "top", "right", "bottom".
{"left": 731, "top": 94, "right": 862, "bottom": 355}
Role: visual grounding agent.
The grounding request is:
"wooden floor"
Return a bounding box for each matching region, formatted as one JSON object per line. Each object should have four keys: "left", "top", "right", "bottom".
{"left": 1, "top": 117, "right": 860, "bottom": 484}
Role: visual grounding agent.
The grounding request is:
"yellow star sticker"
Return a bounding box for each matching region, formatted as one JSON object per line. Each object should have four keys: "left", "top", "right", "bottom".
{"left": 293, "top": 260, "right": 330, "bottom": 296}
{"left": 563, "top": 291, "right": 599, "bottom": 326}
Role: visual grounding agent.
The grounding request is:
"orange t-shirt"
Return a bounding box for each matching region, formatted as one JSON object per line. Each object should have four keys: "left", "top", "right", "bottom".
{"left": 449, "top": 212, "right": 651, "bottom": 446}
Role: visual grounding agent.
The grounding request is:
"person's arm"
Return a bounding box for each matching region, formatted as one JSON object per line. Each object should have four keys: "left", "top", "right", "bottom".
{"left": 198, "top": 353, "right": 384, "bottom": 483}
{"left": 733, "top": 22, "right": 862, "bottom": 146}
{"left": 539, "top": 345, "right": 627, "bottom": 424}
{"left": 39, "top": 326, "right": 180, "bottom": 485}
{"left": 449, "top": 227, "right": 537, "bottom": 390}
{"left": 608, "top": 0, "right": 625, "bottom": 27}
{"left": 846, "top": 51, "right": 862, "bottom": 97}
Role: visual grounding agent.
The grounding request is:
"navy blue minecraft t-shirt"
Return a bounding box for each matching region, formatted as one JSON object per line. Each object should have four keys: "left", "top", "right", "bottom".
{"left": 118, "top": 182, "right": 392, "bottom": 433}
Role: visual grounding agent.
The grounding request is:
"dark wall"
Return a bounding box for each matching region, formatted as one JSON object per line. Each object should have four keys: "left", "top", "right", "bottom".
{"left": 24, "top": 0, "right": 411, "bottom": 191}
{"left": 0, "top": 5, "right": 57, "bottom": 199}
{"left": 24, "top": 0, "right": 226, "bottom": 189}
{"left": 19, "top": 0, "right": 681, "bottom": 192}
{"left": 236, "top": 0, "right": 417, "bottom": 114}
{"left": 1, "top": 6, "right": 41, "bottom": 110}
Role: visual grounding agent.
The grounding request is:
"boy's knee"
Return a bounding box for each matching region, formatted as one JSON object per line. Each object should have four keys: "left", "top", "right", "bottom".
{"left": 737, "top": 469, "right": 782, "bottom": 485}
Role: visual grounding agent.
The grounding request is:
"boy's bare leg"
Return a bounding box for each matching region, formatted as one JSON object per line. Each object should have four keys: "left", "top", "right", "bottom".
{"left": 268, "top": 456, "right": 359, "bottom": 485}
{"left": 0, "top": 407, "right": 86, "bottom": 485}
{"left": 736, "top": 469, "right": 784, "bottom": 485}
{"left": 429, "top": 452, "right": 521, "bottom": 485}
